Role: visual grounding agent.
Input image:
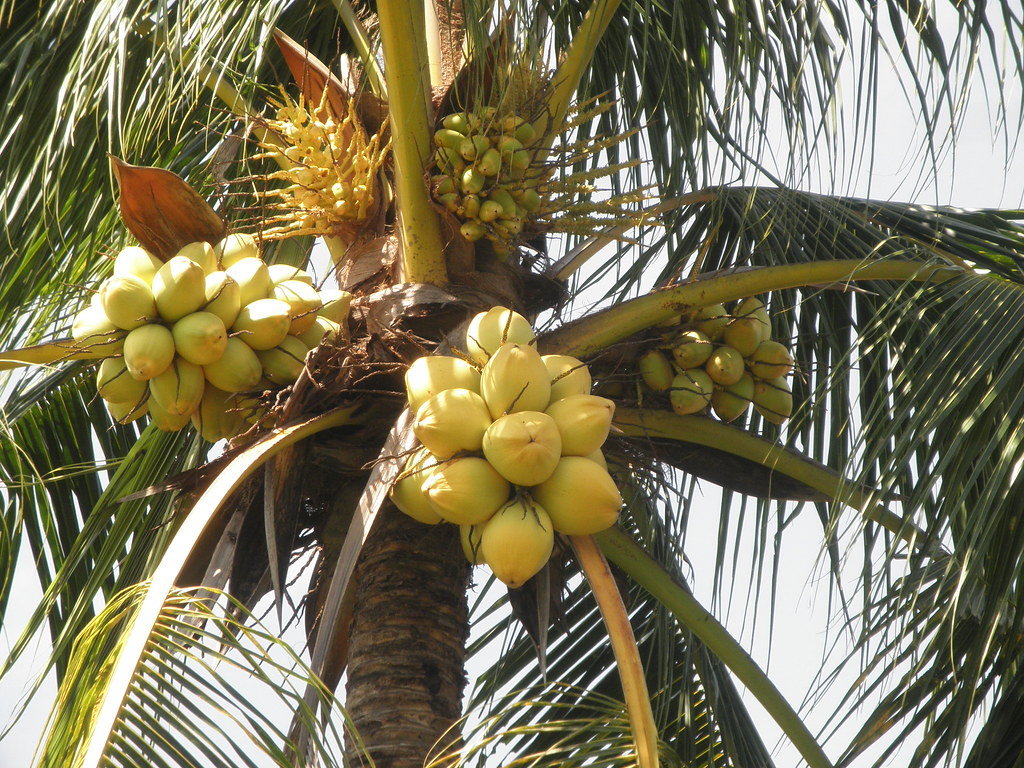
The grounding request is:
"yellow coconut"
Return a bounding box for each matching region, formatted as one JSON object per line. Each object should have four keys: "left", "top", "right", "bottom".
{"left": 723, "top": 297, "right": 770, "bottom": 356}
{"left": 705, "top": 345, "right": 745, "bottom": 386}
{"left": 152, "top": 255, "right": 208, "bottom": 322}
{"left": 256, "top": 335, "right": 309, "bottom": 385}
{"left": 215, "top": 232, "right": 260, "bottom": 268}
{"left": 105, "top": 396, "right": 148, "bottom": 424}
{"left": 413, "top": 388, "right": 493, "bottom": 459}
{"left": 530, "top": 456, "right": 622, "bottom": 536}
{"left": 123, "top": 324, "right": 176, "bottom": 381}
{"left": 711, "top": 372, "right": 754, "bottom": 422}
{"left": 71, "top": 306, "right": 125, "bottom": 354}
{"left": 480, "top": 343, "right": 551, "bottom": 418}
{"left": 694, "top": 303, "right": 730, "bottom": 340}
{"left": 405, "top": 355, "right": 481, "bottom": 413}
{"left": 267, "top": 263, "right": 314, "bottom": 286}
{"left": 272, "top": 279, "right": 323, "bottom": 335}
{"left": 422, "top": 456, "right": 511, "bottom": 525}
{"left": 202, "top": 337, "right": 263, "bottom": 392}
{"left": 99, "top": 274, "right": 158, "bottom": 330}
{"left": 753, "top": 377, "right": 793, "bottom": 424}
{"left": 669, "top": 369, "right": 713, "bottom": 415}
{"left": 638, "top": 349, "right": 674, "bottom": 391}
{"left": 465, "top": 306, "right": 535, "bottom": 365}
{"left": 542, "top": 354, "right": 593, "bottom": 401}
{"left": 297, "top": 316, "right": 342, "bottom": 348}
{"left": 191, "top": 384, "right": 243, "bottom": 443}
{"left": 584, "top": 448, "right": 608, "bottom": 469}
{"left": 203, "top": 271, "right": 242, "bottom": 328}
{"left": 96, "top": 356, "right": 148, "bottom": 403}
{"left": 148, "top": 356, "right": 205, "bottom": 416}
{"left": 748, "top": 340, "right": 794, "bottom": 380}
{"left": 225, "top": 256, "right": 273, "bottom": 306}
{"left": 459, "top": 523, "right": 486, "bottom": 565}
{"left": 112, "top": 245, "right": 162, "bottom": 283}
{"left": 175, "top": 241, "right": 218, "bottom": 275}
{"left": 482, "top": 411, "right": 562, "bottom": 486}
{"left": 480, "top": 497, "right": 554, "bottom": 588}
{"left": 148, "top": 392, "right": 192, "bottom": 431}
{"left": 172, "top": 311, "right": 228, "bottom": 366}
{"left": 317, "top": 289, "right": 353, "bottom": 324}
{"left": 544, "top": 394, "right": 615, "bottom": 457}
{"left": 231, "top": 298, "right": 292, "bottom": 351}
{"left": 671, "top": 330, "right": 713, "bottom": 369}
{"left": 389, "top": 447, "right": 444, "bottom": 525}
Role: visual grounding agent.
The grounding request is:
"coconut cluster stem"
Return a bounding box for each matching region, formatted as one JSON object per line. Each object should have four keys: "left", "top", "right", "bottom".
{"left": 541, "top": 259, "right": 962, "bottom": 358}
{"left": 377, "top": 0, "right": 448, "bottom": 286}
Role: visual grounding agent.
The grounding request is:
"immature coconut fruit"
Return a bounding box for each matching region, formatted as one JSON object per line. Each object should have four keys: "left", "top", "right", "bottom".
{"left": 669, "top": 369, "right": 713, "bottom": 415}
{"left": 748, "top": 340, "right": 794, "bottom": 380}
{"left": 152, "top": 255, "right": 207, "bottom": 322}
{"left": 459, "top": 523, "right": 485, "bottom": 565}
{"left": 466, "top": 307, "right": 535, "bottom": 365}
{"left": 671, "top": 330, "right": 713, "bottom": 369}
{"left": 705, "top": 345, "right": 745, "bottom": 386}
{"left": 480, "top": 497, "right": 555, "bottom": 588}
{"left": 148, "top": 392, "right": 193, "bottom": 432}
{"left": 99, "top": 274, "right": 157, "bottom": 330}
{"left": 753, "top": 377, "right": 793, "bottom": 424}
{"left": 297, "top": 316, "right": 342, "bottom": 348}
{"left": 203, "top": 271, "right": 242, "bottom": 328}
{"left": 544, "top": 394, "right": 615, "bottom": 457}
{"left": 215, "top": 232, "right": 259, "bottom": 267}
{"left": 256, "top": 335, "right": 308, "bottom": 385}
{"left": 148, "top": 357, "right": 205, "bottom": 416}
{"left": 317, "top": 289, "right": 353, "bottom": 324}
{"left": 723, "top": 297, "right": 770, "bottom": 356}
{"left": 176, "top": 241, "right": 218, "bottom": 274}
{"left": 203, "top": 337, "right": 263, "bottom": 392}
{"left": 480, "top": 343, "right": 551, "bottom": 418}
{"left": 96, "top": 356, "right": 147, "bottom": 403}
{"left": 542, "top": 354, "right": 593, "bottom": 401}
{"left": 112, "top": 245, "right": 162, "bottom": 283}
{"left": 482, "top": 411, "right": 562, "bottom": 486}
{"left": 172, "top": 311, "right": 227, "bottom": 366}
{"left": 225, "top": 257, "right": 272, "bottom": 306}
{"left": 191, "top": 385, "right": 243, "bottom": 443}
{"left": 123, "top": 324, "right": 175, "bottom": 381}
{"left": 389, "top": 447, "right": 444, "bottom": 525}
{"left": 422, "top": 456, "right": 511, "bottom": 525}
{"left": 267, "top": 263, "right": 313, "bottom": 286}
{"left": 531, "top": 456, "right": 622, "bottom": 536}
{"left": 694, "top": 303, "right": 729, "bottom": 340}
{"left": 413, "top": 388, "right": 493, "bottom": 459}
{"left": 711, "top": 372, "right": 754, "bottom": 422}
{"left": 273, "top": 279, "right": 322, "bottom": 335}
{"left": 405, "top": 355, "right": 482, "bottom": 412}
{"left": 106, "top": 397, "right": 148, "bottom": 424}
{"left": 638, "top": 349, "right": 674, "bottom": 391}
{"left": 231, "top": 299, "right": 292, "bottom": 350}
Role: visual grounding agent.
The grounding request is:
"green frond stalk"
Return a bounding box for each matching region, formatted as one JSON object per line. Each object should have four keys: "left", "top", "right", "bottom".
{"left": 572, "top": 534, "right": 659, "bottom": 768}
{"left": 596, "top": 526, "right": 834, "bottom": 768}
{"left": 377, "top": 0, "right": 448, "bottom": 285}
{"left": 542, "top": 259, "right": 962, "bottom": 358}
{"left": 330, "top": 0, "right": 386, "bottom": 98}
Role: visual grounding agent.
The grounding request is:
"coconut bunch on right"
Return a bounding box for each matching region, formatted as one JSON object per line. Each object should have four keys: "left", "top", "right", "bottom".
{"left": 389, "top": 307, "right": 622, "bottom": 589}
{"left": 638, "top": 297, "right": 795, "bottom": 425}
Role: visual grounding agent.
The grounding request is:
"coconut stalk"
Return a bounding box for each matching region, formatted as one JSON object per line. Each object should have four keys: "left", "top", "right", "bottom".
{"left": 541, "top": 259, "right": 962, "bottom": 358}
{"left": 377, "top": 0, "right": 448, "bottom": 285}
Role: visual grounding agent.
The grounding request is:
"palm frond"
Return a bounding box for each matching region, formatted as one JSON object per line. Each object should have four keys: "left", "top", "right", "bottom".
{"left": 38, "top": 585, "right": 355, "bottom": 768}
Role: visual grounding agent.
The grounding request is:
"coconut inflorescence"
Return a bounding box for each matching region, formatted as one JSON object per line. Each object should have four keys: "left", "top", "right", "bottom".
{"left": 391, "top": 306, "right": 623, "bottom": 588}
{"left": 638, "top": 296, "right": 796, "bottom": 425}
{"left": 73, "top": 235, "right": 352, "bottom": 441}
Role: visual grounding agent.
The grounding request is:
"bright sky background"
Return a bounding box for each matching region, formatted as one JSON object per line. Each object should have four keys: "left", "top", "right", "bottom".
{"left": 3, "top": 5, "right": 1024, "bottom": 767}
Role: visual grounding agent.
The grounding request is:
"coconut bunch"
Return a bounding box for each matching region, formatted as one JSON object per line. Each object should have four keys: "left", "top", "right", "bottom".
{"left": 432, "top": 108, "right": 541, "bottom": 250}
{"left": 389, "top": 307, "right": 623, "bottom": 588}
{"left": 638, "top": 297, "right": 795, "bottom": 425}
{"left": 253, "top": 89, "right": 389, "bottom": 239}
{"left": 72, "top": 233, "right": 352, "bottom": 441}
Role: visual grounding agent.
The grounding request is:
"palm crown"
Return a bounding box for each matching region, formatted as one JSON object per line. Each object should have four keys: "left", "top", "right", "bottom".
{"left": 2, "top": 1, "right": 1024, "bottom": 767}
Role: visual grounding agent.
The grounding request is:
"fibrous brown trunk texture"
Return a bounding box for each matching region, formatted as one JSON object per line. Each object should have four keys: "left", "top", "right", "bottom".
{"left": 344, "top": 502, "right": 471, "bottom": 767}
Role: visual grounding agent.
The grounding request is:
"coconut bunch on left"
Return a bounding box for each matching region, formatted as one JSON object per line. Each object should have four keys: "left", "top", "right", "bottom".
{"left": 390, "top": 307, "right": 623, "bottom": 589}
{"left": 71, "top": 234, "right": 351, "bottom": 442}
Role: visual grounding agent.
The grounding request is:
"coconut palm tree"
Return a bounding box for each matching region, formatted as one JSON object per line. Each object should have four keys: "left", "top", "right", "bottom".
{"left": 2, "top": 1, "right": 1024, "bottom": 767}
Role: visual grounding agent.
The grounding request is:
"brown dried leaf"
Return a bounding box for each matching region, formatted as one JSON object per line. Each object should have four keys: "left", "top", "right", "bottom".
{"left": 273, "top": 29, "right": 350, "bottom": 122}
{"left": 109, "top": 156, "right": 225, "bottom": 260}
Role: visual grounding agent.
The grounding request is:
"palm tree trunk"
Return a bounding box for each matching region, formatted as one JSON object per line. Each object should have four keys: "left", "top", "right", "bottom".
{"left": 344, "top": 502, "right": 471, "bottom": 766}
